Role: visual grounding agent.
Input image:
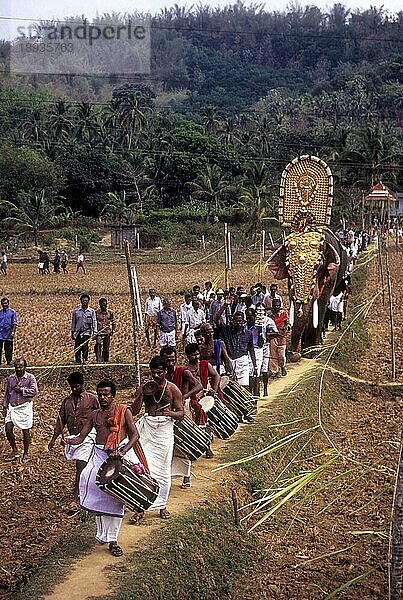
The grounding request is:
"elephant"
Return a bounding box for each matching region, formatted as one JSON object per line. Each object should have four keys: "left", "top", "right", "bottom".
{"left": 267, "top": 227, "right": 347, "bottom": 361}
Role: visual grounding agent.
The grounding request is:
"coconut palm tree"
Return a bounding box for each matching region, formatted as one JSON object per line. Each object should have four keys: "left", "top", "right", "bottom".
{"left": 101, "top": 191, "right": 139, "bottom": 223}
{"left": 74, "top": 102, "right": 100, "bottom": 146}
{"left": 188, "top": 164, "right": 233, "bottom": 223}
{"left": 201, "top": 106, "right": 220, "bottom": 135}
{"left": 239, "top": 162, "right": 278, "bottom": 243}
{"left": 116, "top": 91, "right": 148, "bottom": 151}
{"left": 21, "top": 109, "right": 44, "bottom": 143}
{"left": 338, "top": 125, "right": 403, "bottom": 188}
{"left": 48, "top": 100, "right": 73, "bottom": 144}
{"left": 0, "top": 190, "right": 64, "bottom": 246}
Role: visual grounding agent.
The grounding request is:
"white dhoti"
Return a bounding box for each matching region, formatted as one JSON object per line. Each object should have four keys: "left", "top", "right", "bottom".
{"left": 79, "top": 445, "right": 125, "bottom": 518}
{"left": 136, "top": 415, "right": 174, "bottom": 510}
{"left": 95, "top": 514, "right": 122, "bottom": 544}
{"left": 185, "top": 329, "right": 198, "bottom": 344}
{"left": 64, "top": 428, "right": 97, "bottom": 462}
{"left": 5, "top": 402, "right": 33, "bottom": 429}
{"left": 79, "top": 442, "right": 140, "bottom": 543}
{"left": 248, "top": 347, "right": 263, "bottom": 376}
{"left": 171, "top": 448, "right": 191, "bottom": 478}
{"left": 329, "top": 293, "right": 343, "bottom": 313}
{"left": 159, "top": 331, "right": 176, "bottom": 347}
{"left": 229, "top": 355, "right": 250, "bottom": 386}
{"left": 261, "top": 343, "right": 270, "bottom": 373}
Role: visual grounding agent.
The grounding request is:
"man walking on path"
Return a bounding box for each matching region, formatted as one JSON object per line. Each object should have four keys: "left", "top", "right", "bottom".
{"left": 71, "top": 294, "right": 97, "bottom": 364}
{"left": 157, "top": 298, "right": 177, "bottom": 348}
{"left": 48, "top": 371, "right": 99, "bottom": 513}
{"left": 0, "top": 297, "right": 18, "bottom": 366}
{"left": 65, "top": 379, "right": 140, "bottom": 556}
{"left": 131, "top": 356, "right": 184, "bottom": 520}
{"left": 214, "top": 298, "right": 257, "bottom": 392}
{"left": 3, "top": 358, "right": 38, "bottom": 463}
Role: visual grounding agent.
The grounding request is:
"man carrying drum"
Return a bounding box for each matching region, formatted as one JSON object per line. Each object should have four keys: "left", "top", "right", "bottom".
{"left": 214, "top": 299, "right": 257, "bottom": 422}
{"left": 160, "top": 346, "right": 202, "bottom": 489}
{"left": 131, "top": 356, "right": 184, "bottom": 520}
{"left": 65, "top": 379, "right": 140, "bottom": 557}
{"left": 184, "top": 342, "right": 221, "bottom": 459}
{"left": 196, "top": 322, "right": 232, "bottom": 375}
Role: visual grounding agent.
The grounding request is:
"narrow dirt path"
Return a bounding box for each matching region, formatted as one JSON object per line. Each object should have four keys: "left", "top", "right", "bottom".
{"left": 44, "top": 359, "right": 317, "bottom": 600}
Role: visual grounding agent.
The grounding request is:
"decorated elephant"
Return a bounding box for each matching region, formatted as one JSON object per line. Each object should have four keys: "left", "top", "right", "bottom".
{"left": 267, "top": 227, "right": 347, "bottom": 361}
{"left": 267, "top": 154, "right": 347, "bottom": 361}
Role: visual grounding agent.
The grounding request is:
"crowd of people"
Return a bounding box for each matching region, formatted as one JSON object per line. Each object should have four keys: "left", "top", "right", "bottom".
{"left": 145, "top": 282, "right": 289, "bottom": 390}
{"left": 0, "top": 228, "right": 369, "bottom": 558}
{"left": 1, "top": 279, "right": 291, "bottom": 556}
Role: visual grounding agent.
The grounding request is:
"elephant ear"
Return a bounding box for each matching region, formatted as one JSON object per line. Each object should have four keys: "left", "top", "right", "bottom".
{"left": 267, "top": 245, "right": 288, "bottom": 280}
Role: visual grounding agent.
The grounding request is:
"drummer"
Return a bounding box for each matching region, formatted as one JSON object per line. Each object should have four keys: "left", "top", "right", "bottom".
{"left": 160, "top": 346, "right": 202, "bottom": 490}
{"left": 160, "top": 346, "right": 203, "bottom": 403}
{"left": 131, "top": 356, "right": 184, "bottom": 519}
{"left": 64, "top": 379, "right": 140, "bottom": 557}
{"left": 184, "top": 343, "right": 221, "bottom": 458}
{"left": 214, "top": 299, "right": 257, "bottom": 384}
{"left": 184, "top": 343, "right": 221, "bottom": 403}
{"left": 196, "top": 322, "right": 232, "bottom": 375}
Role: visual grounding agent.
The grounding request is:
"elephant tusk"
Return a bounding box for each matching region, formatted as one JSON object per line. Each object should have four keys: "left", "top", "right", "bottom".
{"left": 289, "top": 301, "right": 295, "bottom": 327}
{"left": 313, "top": 299, "right": 319, "bottom": 329}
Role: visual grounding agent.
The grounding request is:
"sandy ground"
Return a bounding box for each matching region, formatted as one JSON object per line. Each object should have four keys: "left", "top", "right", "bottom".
{"left": 44, "top": 359, "right": 317, "bottom": 600}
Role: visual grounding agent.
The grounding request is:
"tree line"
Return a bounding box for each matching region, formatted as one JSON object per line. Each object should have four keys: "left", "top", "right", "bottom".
{"left": 0, "top": 3, "right": 402, "bottom": 246}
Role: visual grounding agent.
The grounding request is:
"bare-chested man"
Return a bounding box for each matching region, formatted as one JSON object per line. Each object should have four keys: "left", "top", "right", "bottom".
{"left": 160, "top": 345, "right": 202, "bottom": 489}
{"left": 185, "top": 342, "right": 221, "bottom": 459}
{"left": 131, "top": 356, "right": 184, "bottom": 520}
{"left": 65, "top": 379, "right": 139, "bottom": 556}
{"left": 184, "top": 343, "right": 220, "bottom": 398}
{"left": 160, "top": 346, "right": 203, "bottom": 405}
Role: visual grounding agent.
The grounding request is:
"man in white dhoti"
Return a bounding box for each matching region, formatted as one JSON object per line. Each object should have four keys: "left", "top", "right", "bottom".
{"left": 48, "top": 371, "right": 99, "bottom": 514}
{"left": 65, "top": 379, "right": 140, "bottom": 557}
{"left": 3, "top": 358, "right": 38, "bottom": 463}
{"left": 130, "top": 355, "right": 184, "bottom": 522}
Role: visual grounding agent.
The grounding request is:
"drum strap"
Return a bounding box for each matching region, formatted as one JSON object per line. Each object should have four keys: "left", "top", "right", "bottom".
{"left": 134, "top": 441, "right": 150, "bottom": 474}
{"left": 104, "top": 404, "right": 127, "bottom": 452}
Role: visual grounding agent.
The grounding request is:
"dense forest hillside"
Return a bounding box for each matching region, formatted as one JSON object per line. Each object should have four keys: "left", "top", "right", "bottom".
{"left": 0, "top": 3, "right": 402, "bottom": 246}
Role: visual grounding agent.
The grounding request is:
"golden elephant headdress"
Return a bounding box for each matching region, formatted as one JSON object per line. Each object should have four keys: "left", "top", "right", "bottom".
{"left": 279, "top": 155, "right": 333, "bottom": 229}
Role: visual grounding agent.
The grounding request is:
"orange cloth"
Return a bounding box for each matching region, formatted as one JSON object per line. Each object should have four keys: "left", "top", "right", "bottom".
{"left": 104, "top": 404, "right": 150, "bottom": 473}
{"left": 104, "top": 404, "right": 127, "bottom": 452}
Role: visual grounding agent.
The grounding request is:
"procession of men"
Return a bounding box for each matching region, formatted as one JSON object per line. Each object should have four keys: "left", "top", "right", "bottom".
{"left": 1, "top": 243, "right": 360, "bottom": 557}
